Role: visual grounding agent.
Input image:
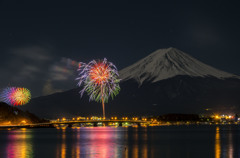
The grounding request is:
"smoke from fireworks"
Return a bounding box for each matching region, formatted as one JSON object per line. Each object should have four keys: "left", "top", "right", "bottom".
{"left": 0, "top": 87, "right": 31, "bottom": 106}
{"left": 76, "top": 58, "right": 120, "bottom": 118}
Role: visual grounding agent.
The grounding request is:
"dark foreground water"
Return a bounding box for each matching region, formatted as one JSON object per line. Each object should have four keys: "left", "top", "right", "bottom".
{"left": 0, "top": 125, "right": 240, "bottom": 158}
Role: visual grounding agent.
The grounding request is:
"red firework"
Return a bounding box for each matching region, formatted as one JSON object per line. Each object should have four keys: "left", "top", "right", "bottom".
{"left": 89, "top": 62, "right": 110, "bottom": 85}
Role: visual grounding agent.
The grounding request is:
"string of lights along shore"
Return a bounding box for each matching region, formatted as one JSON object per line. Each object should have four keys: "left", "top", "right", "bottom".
{"left": 76, "top": 58, "right": 120, "bottom": 118}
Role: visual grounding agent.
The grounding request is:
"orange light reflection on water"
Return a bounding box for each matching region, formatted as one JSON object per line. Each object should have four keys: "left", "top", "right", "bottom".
{"left": 56, "top": 128, "right": 67, "bottom": 158}
{"left": 215, "top": 126, "right": 221, "bottom": 158}
{"left": 71, "top": 127, "right": 81, "bottom": 158}
{"left": 133, "top": 127, "right": 148, "bottom": 158}
{"left": 61, "top": 129, "right": 66, "bottom": 158}
{"left": 6, "top": 129, "right": 33, "bottom": 158}
{"left": 143, "top": 127, "right": 148, "bottom": 158}
{"left": 132, "top": 128, "right": 139, "bottom": 158}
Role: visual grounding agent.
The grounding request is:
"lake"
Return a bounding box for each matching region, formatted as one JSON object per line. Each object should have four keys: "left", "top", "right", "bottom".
{"left": 0, "top": 125, "right": 239, "bottom": 158}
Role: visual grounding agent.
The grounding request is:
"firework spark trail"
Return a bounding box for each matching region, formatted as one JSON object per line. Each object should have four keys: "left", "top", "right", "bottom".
{"left": 76, "top": 58, "right": 120, "bottom": 118}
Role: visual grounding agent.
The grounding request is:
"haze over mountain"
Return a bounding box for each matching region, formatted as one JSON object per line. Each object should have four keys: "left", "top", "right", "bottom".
{"left": 20, "top": 48, "right": 240, "bottom": 118}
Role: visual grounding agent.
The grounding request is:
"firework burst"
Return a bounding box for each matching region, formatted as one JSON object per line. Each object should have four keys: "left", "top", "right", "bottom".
{"left": 76, "top": 58, "right": 120, "bottom": 118}
{"left": 0, "top": 87, "right": 17, "bottom": 105}
{"left": 13, "top": 88, "right": 31, "bottom": 105}
{"left": 0, "top": 87, "right": 31, "bottom": 106}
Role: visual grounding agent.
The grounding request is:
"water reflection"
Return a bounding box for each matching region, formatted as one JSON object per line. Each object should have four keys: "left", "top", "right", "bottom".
{"left": 228, "top": 129, "right": 233, "bottom": 158}
{"left": 56, "top": 128, "right": 66, "bottom": 158}
{"left": 142, "top": 127, "right": 148, "bottom": 158}
{"left": 124, "top": 129, "right": 128, "bottom": 158}
{"left": 215, "top": 126, "right": 221, "bottom": 158}
{"left": 132, "top": 127, "right": 138, "bottom": 158}
{"left": 2, "top": 125, "right": 240, "bottom": 158}
{"left": 220, "top": 126, "right": 234, "bottom": 158}
{"left": 6, "top": 128, "right": 33, "bottom": 158}
{"left": 126, "top": 127, "right": 149, "bottom": 158}
{"left": 215, "top": 126, "right": 236, "bottom": 158}
{"left": 71, "top": 127, "right": 80, "bottom": 158}
{"left": 61, "top": 129, "right": 66, "bottom": 158}
{"left": 85, "top": 127, "right": 123, "bottom": 157}
{"left": 56, "top": 127, "right": 125, "bottom": 157}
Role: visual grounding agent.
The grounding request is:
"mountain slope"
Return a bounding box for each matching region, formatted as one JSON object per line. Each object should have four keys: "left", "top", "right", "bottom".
{"left": 0, "top": 102, "right": 45, "bottom": 124}
{"left": 120, "top": 48, "right": 239, "bottom": 84}
{"left": 20, "top": 48, "right": 240, "bottom": 118}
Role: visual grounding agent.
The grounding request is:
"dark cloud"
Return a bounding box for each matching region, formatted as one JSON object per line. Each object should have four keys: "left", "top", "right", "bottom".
{"left": 0, "top": 46, "right": 53, "bottom": 95}
{"left": 10, "top": 46, "right": 51, "bottom": 61}
{"left": 0, "top": 45, "right": 79, "bottom": 97}
{"left": 42, "top": 57, "right": 79, "bottom": 95}
{"left": 48, "top": 58, "right": 79, "bottom": 81}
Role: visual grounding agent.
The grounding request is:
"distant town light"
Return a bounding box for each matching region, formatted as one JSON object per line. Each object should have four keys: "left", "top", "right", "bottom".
{"left": 21, "top": 120, "right": 26, "bottom": 124}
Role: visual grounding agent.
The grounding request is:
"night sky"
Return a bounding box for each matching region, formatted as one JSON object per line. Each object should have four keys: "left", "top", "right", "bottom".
{"left": 1, "top": 1, "right": 240, "bottom": 97}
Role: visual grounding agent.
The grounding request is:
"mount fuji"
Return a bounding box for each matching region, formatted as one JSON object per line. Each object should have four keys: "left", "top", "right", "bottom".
{"left": 120, "top": 47, "right": 239, "bottom": 84}
{"left": 21, "top": 48, "right": 240, "bottom": 118}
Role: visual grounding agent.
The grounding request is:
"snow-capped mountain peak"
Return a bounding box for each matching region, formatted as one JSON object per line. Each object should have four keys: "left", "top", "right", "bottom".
{"left": 119, "top": 47, "right": 239, "bottom": 84}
